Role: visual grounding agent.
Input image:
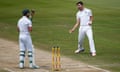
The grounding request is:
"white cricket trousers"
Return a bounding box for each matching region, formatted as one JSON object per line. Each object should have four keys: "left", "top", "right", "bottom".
{"left": 19, "top": 34, "right": 33, "bottom": 51}
{"left": 78, "top": 26, "right": 96, "bottom": 53}
{"left": 19, "top": 33, "right": 34, "bottom": 67}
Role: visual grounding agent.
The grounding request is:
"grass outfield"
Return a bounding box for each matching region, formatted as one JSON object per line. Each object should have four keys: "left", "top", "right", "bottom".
{"left": 0, "top": 0, "right": 120, "bottom": 72}
{"left": 0, "top": 69, "right": 8, "bottom": 72}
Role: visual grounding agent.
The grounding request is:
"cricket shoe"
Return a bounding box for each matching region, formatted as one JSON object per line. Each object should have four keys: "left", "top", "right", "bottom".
{"left": 75, "top": 48, "right": 85, "bottom": 54}
{"left": 29, "top": 65, "right": 39, "bottom": 69}
{"left": 91, "top": 52, "right": 96, "bottom": 56}
{"left": 19, "top": 63, "right": 24, "bottom": 69}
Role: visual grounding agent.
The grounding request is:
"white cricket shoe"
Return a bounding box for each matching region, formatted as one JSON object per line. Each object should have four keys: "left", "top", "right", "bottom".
{"left": 19, "top": 63, "right": 24, "bottom": 69}
{"left": 91, "top": 52, "right": 96, "bottom": 56}
{"left": 75, "top": 49, "right": 85, "bottom": 54}
{"left": 29, "top": 64, "right": 39, "bottom": 69}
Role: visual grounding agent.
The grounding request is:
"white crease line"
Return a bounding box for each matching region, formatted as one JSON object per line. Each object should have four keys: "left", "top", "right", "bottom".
{"left": 88, "top": 65, "right": 110, "bottom": 72}
{"left": 62, "top": 63, "right": 110, "bottom": 72}
{"left": 93, "top": 64, "right": 120, "bottom": 67}
{"left": 4, "top": 68, "right": 15, "bottom": 72}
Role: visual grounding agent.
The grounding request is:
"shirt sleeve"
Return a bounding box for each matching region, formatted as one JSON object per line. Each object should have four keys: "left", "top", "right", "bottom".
{"left": 28, "top": 20, "right": 32, "bottom": 27}
{"left": 17, "top": 20, "right": 20, "bottom": 28}
{"left": 76, "top": 12, "right": 79, "bottom": 20}
{"left": 17, "top": 21, "right": 19, "bottom": 27}
{"left": 88, "top": 9, "right": 92, "bottom": 16}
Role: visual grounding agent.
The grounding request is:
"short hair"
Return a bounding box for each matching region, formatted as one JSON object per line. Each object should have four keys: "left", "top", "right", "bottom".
{"left": 76, "top": 1, "right": 84, "bottom": 5}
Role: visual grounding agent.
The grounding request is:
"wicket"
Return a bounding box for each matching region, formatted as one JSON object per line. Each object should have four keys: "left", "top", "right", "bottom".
{"left": 52, "top": 46, "right": 61, "bottom": 71}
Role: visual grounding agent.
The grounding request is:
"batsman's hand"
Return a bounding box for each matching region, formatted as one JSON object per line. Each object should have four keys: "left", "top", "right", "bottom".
{"left": 88, "top": 21, "right": 92, "bottom": 26}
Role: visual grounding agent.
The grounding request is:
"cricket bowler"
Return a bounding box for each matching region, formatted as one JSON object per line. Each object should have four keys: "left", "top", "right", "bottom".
{"left": 17, "top": 9, "right": 39, "bottom": 69}
{"left": 69, "top": 1, "right": 96, "bottom": 56}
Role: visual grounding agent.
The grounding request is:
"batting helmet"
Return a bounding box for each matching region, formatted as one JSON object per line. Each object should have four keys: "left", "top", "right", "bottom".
{"left": 22, "top": 9, "right": 30, "bottom": 16}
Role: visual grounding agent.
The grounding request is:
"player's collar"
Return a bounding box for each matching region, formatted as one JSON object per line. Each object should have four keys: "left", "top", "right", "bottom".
{"left": 23, "top": 16, "right": 29, "bottom": 19}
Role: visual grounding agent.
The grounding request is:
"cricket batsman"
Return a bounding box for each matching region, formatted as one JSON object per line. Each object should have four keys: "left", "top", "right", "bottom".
{"left": 69, "top": 1, "right": 96, "bottom": 56}
{"left": 17, "top": 9, "right": 39, "bottom": 69}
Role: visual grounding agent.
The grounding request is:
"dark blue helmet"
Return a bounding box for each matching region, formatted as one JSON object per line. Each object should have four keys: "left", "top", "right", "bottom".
{"left": 22, "top": 9, "right": 30, "bottom": 16}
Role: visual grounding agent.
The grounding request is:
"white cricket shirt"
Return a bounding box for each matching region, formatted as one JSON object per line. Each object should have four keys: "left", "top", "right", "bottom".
{"left": 76, "top": 8, "right": 92, "bottom": 26}
{"left": 17, "top": 16, "right": 32, "bottom": 35}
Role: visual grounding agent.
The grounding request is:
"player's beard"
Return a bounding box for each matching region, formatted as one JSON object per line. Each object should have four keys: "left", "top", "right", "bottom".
{"left": 78, "top": 7, "right": 84, "bottom": 11}
{"left": 26, "top": 15, "right": 30, "bottom": 18}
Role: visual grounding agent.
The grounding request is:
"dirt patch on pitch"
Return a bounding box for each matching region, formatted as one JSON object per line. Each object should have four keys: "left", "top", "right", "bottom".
{"left": 0, "top": 39, "right": 109, "bottom": 72}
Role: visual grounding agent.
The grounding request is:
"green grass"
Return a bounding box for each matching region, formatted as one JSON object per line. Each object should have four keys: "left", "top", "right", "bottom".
{"left": 0, "top": 0, "right": 120, "bottom": 72}
{"left": 0, "top": 69, "right": 9, "bottom": 72}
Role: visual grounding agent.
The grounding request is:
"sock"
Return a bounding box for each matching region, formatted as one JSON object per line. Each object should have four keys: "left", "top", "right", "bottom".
{"left": 19, "top": 51, "right": 25, "bottom": 68}
{"left": 28, "top": 51, "right": 33, "bottom": 67}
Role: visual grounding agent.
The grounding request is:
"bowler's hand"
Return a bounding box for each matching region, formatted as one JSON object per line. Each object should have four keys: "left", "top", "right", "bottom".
{"left": 31, "top": 9, "right": 35, "bottom": 16}
{"left": 69, "top": 29, "right": 73, "bottom": 34}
